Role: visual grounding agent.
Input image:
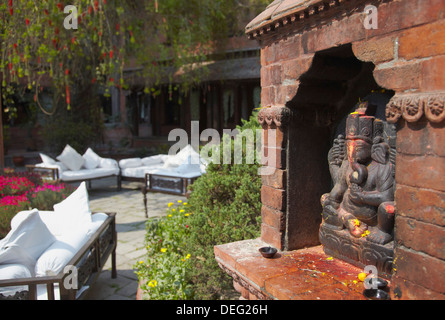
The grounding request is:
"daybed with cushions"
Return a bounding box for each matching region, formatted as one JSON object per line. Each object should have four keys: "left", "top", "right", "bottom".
{"left": 119, "top": 145, "right": 207, "bottom": 217}
{"left": 0, "top": 182, "right": 117, "bottom": 300}
{"left": 26, "top": 145, "right": 120, "bottom": 190}
{"left": 119, "top": 145, "right": 207, "bottom": 188}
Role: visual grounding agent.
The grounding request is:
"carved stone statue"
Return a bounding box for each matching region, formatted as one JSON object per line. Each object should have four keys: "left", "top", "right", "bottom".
{"left": 321, "top": 108, "right": 395, "bottom": 245}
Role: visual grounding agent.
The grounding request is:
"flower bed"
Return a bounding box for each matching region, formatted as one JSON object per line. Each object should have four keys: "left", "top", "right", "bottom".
{"left": 0, "top": 169, "right": 74, "bottom": 238}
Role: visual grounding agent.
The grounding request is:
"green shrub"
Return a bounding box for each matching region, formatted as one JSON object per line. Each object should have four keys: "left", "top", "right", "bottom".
{"left": 184, "top": 111, "right": 262, "bottom": 299}
{"left": 135, "top": 201, "right": 194, "bottom": 300}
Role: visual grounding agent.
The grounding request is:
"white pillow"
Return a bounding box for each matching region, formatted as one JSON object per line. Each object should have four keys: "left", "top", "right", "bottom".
{"left": 0, "top": 264, "right": 32, "bottom": 297}
{"left": 99, "top": 158, "right": 118, "bottom": 169}
{"left": 35, "top": 231, "right": 89, "bottom": 277}
{"left": 40, "top": 153, "right": 57, "bottom": 166}
{"left": 0, "top": 209, "right": 56, "bottom": 275}
{"left": 53, "top": 182, "right": 92, "bottom": 236}
{"left": 141, "top": 155, "right": 165, "bottom": 166}
{"left": 82, "top": 148, "right": 101, "bottom": 170}
{"left": 56, "top": 144, "right": 85, "bottom": 171}
{"left": 119, "top": 158, "right": 142, "bottom": 169}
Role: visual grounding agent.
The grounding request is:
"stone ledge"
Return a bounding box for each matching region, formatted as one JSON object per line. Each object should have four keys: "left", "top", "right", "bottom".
{"left": 215, "top": 238, "right": 380, "bottom": 300}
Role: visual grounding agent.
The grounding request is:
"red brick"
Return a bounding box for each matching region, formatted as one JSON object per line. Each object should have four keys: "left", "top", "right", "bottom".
{"left": 261, "top": 64, "right": 281, "bottom": 87}
{"left": 276, "top": 83, "right": 299, "bottom": 105}
{"left": 261, "top": 223, "right": 284, "bottom": 250}
{"left": 396, "top": 153, "right": 445, "bottom": 192}
{"left": 262, "top": 124, "right": 286, "bottom": 149}
{"left": 261, "top": 205, "right": 285, "bottom": 231}
{"left": 392, "top": 246, "right": 445, "bottom": 295}
{"left": 391, "top": 275, "right": 445, "bottom": 300}
{"left": 274, "top": 34, "right": 301, "bottom": 62}
{"left": 352, "top": 35, "right": 396, "bottom": 64}
{"left": 399, "top": 19, "right": 445, "bottom": 60}
{"left": 261, "top": 185, "right": 286, "bottom": 211}
{"left": 261, "top": 86, "right": 275, "bottom": 107}
{"left": 304, "top": 13, "right": 365, "bottom": 54}
{"left": 371, "top": 0, "right": 445, "bottom": 39}
{"left": 395, "top": 184, "right": 445, "bottom": 226}
{"left": 395, "top": 215, "right": 445, "bottom": 260}
{"left": 281, "top": 55, "right": 314, "bottom": 81}
{"left": 397, "top": 119, "right": 445, "bottom": 157}
{"left": 373, "top": 61, "right": 421, "bottom": 91}
{"left": 421, "top": 54, "right": 445, "bottom": 91}
{"left": 261, "top": 168, "right": 286, "bottom": 190}
{"left": 260, "top": 146, "right": 286, "bottom": 169}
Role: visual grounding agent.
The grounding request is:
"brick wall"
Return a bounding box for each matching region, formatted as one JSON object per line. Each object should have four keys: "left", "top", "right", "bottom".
{"left": 253, "top": 0, "right": 445, "bottom": 299}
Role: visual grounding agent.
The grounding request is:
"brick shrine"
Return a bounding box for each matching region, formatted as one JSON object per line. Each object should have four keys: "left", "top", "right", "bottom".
{"left": 214, "top": 0, "right": 445, "bottom": 300}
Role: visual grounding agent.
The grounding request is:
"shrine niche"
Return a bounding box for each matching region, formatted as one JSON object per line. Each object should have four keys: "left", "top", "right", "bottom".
{"left": 320, "top": 93, "right": 396, "bottom": 277}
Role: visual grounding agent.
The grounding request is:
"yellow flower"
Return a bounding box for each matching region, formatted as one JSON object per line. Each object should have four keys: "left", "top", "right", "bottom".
{"left": 138, "top": 260, "right": 144, "bottom": 264}
{"left": 358, "top": 272, "right": 367, "bottom": 282}
{"left": 183, "top": 202, "right": 187, "bottom": 206}
{"left": 172, "top": 208, "right": 176, "bottom": 212}
{"left": 354, "top": 219, "right": 360, "bottom": 227}
{"left": 361, "top": 230, "right": 371, "bottom": 238}
{"left": 185, "top": 254, "right": 191, "bottom": 260}
{"left": 180, "top": 209, "right": 185, "bottom": 213}
{"left": 184, "top": 213, "right": 190, "bottom": 217}
{"left": 326, "top": 257, "right": 333, "bottom": 261}
{"left": 168, "top": 214, "right": 172, "bottom": 218}
{"left": 160, "top": 248, "right": 167, "bottom": 253}
{"left": 168, "top": 202, "right": 174, "bottom": 207}
{"left": 178, "top": 200, "right": 182, "bottom": 203}
{"left": 148, "top": 280, "right": 157, "bottom": 288}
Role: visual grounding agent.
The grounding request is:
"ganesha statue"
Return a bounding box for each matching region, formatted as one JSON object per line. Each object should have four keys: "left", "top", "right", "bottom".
{"left": 321, "top": 107, "right": 396, "bottom": 245}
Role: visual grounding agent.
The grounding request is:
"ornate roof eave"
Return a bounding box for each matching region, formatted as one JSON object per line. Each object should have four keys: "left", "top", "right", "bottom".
{"left": 245, "top": 0, "right": 370, "bottom": 41}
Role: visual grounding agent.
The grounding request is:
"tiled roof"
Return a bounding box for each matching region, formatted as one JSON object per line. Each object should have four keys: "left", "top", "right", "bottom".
{"left": 245, "top": 0, "right": 352, "bottom": 39}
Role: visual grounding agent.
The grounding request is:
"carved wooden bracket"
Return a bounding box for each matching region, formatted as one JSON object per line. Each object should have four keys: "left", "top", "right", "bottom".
{"left": 258, "top": 106, "right": 292, "bottom": 129}
{"left": 386, "top": 93, "right": 445, "bottom": 124}
{"left": 258, "top": 106, "right": 336, "bottom": 129}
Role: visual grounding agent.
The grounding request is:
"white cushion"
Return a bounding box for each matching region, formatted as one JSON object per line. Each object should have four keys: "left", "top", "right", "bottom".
{"left": 0, "top": 264, "right": 32, "bottom": 297}
{"left": 99, "top": 158, "right": 118, "bottom": 169}
{"left": 40, "top": 153, "right": 57, "bottom": 166}
{"left": 0, "top": 209, "right": 56, "bottom": 275}
{"left": 53, "top": 182, "right": 92, "bottom": 236}
{"left": 56, "top": 145, "right": 85, "bottom": 171}
{"left": 175, "top": 155, "right": 202, "bottom": 174}
{"left": 119, "top": 158, "right": 142, "bottom": 169}
{"left": 141, "top": 155, "right": 166, "bottom": 166}
{"left": 35, "top": 231, "right": 89, "bottom": 277}
{"left": 60, "top": 167, "right": 119, "bottom": 181}
{"left": 163, "top": 145, "right": 201, "bottom": 168}
{"left": 82, "top": 148, "right": 101, "bottom": 170}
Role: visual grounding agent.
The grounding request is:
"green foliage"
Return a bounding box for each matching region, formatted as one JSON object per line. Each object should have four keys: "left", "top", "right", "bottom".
{"left": 135, "top": 201, "right": 193, "bottom": 300}
{"left": 184, "top": 110, "right": 262, "bottom": 299}
{"left": 40, "top": 114, "right": 101, "bottom": 154}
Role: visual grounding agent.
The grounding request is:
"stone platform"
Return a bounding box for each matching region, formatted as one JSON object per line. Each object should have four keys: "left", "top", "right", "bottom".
{"left": 214, "top": 238, "right": 388, "bottom": 300}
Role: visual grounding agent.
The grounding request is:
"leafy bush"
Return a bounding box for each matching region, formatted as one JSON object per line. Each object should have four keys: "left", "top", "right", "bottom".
{"left": 135, "top": 201, "right": 193, "bottom": 300}
{"left": 187, "top": 111, "right": 262, "bottom": 299}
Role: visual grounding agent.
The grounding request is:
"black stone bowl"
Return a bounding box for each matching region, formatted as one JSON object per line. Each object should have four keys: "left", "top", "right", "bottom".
{"left": 259, "top": 246, "right": 277, "bottom": 258}
{"left": 363, "top": 289, "right": 390, "bottom": 300}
